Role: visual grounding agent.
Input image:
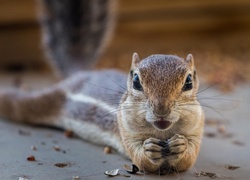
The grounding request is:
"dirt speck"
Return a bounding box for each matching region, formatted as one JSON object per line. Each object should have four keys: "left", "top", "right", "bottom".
{"left": 205, "top": 132, "right": 217, "bottom": 138}
{"left": 54, "top": 163, "right": 70, "bottom": 168}
{"left": 232, "top": 140, "right": 245, "bottom": 146}
{"left": 64, "top": 129, "right": 74, "bottom": 138}
{"left": 104, "top": 146, "right": 112, "bottom": 154}
{"left": 30, "top": 146, "right": 37, "bottom": 151}
{"left": 225, "top": 165, "right": 240, "bottom": 170}
{"left": 18, "top": 129, "right": 31, "bottom": 136}
{"left": 27, "top": 155, "right": 36, "bottom": 161}
{"left": 53, "top": 145, "right": 61, "bottom": 151}
{"left": 194, "top": 171, "right": 218, "bottom": 179}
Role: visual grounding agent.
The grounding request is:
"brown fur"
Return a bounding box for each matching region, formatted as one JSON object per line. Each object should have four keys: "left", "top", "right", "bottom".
{"left": 118, "top": 53, "right": 204, "bottom": 173}
{"left": 0, "top": 87, "right": 66, "bottom": 125}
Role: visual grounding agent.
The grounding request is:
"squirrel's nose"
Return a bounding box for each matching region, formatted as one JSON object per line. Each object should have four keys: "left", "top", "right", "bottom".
{"left": 153, "top": 107, "right": 170, "bottom": 118}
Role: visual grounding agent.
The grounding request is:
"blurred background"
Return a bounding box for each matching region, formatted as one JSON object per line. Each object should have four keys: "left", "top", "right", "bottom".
{"left": 0, "top": 0, "right": 250, "bottom": 91}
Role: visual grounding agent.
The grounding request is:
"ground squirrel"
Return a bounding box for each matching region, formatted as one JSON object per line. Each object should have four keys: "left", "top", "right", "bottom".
{"left": 0, "top": 0, "right": 204, "bottom": 174}
{"left": 0, "top": 53, "right": 204, "bottom": 174}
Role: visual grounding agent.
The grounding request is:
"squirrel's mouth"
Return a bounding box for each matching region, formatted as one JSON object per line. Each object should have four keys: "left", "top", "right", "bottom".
{"left": 153, "top": 119, "right": 172, "bottom": 130}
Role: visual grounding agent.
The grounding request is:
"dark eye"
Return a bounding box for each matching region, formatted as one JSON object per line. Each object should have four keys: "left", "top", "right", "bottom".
{"left": 133, "top": 73, "right": 143, "bottom": 91}
{"left": 183, "top": 74, "right": 193, "bottom": 91}
{"left": 130, "top": 70, "right": 134, "bottom": 77}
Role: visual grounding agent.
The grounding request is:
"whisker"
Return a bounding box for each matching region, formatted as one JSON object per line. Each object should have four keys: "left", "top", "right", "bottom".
{"left": 84, "top": 80, "right": 125, "bottom": 95}
{"left": 108, "top": 77, "right": 127, "bottom": 92}
{"left": 197, "top": 84, "right": 216, "bottom": 94}
{"left": 173, "top": 109, "right": 190, "bottom": 119}
{"left": 197, "top": 96, "right": 245, "bottom": 103}
{"left": 200, "top": 104, "right": 229, "bottom": 123}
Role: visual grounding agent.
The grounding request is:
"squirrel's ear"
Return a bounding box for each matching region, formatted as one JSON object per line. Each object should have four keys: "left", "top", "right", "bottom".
{"left": 131, "top": 52, "right": 140, "bottom": 69}
{"left": 186, "top": 54, "right": 194, "bottom": 68}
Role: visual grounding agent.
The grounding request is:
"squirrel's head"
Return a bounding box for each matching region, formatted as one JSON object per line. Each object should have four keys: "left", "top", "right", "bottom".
{"left": 125, "top": 53, "right": 199, "bottom": 132}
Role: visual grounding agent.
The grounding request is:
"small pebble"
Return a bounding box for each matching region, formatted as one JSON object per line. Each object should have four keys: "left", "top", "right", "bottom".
{"left": 104, "top": 146, "right": 112, "bottom": 154}
{"left": 53, "top": 145, "right": 61, "bottom": 151}
{"left": 30, "top": 146, "right": 37, "bottom": 151}
{"left": 64, "top": 129, "right": 74, "bottom": 138}
{"left": 27, "top": 155, "right": 36, "bottom": 161}
{"left": 217, "top": 124, "right": 226, "bottom": 134}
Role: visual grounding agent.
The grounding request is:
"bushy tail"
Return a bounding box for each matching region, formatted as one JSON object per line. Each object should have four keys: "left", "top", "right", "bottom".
{"left": 0, "top": 87, "right": 66, "bottom": 127}
{"left": 38, "top": 0, "right": 117, "bottom": 77}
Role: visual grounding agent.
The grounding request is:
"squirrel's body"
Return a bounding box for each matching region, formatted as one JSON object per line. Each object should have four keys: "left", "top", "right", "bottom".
{"left": 0, "top": 54, "right": 204, "bottom": 174}
{"left": 0, "top": 0, "right": 204, "bottom": 174}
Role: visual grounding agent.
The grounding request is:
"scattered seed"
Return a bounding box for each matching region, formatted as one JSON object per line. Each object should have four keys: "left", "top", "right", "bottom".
{"left": 104, "top": 169, "right": 119, "bottom": 176}
{"left": 205, "top": 119, "right": 218, "bottom": 127}
{"left": 64, "top": 130, "right": 74, "bottom": 138}
{"left": 104, "top": 146, "right": 112, "bottom": 154}
{"left": 30, "top": 146, "right": 37, "bottom": 151}
{"left": 54, "top": 163, "right": 69, "bottom": 168}
{"left": 27, "top": 155, "right": 36, "bottom": 161}
{"left": 18, "top": 177, "right": 28, "bottom": 180}
{"left": 72, "top": 176, "right": 80, "bottom": 179}
{"left": 232, "top": 140, "right": 245, "bottom": 146}
{"left": 194, "top": 171, "right": 218, "bottom": 179}
{"left": 18, "top": 129, "right": 31, "bottom": 136}
{"left": 225, "top": 165, "right": 240, "bottom": 170}
{"left": 124, "top": 164, "right": 139, "bottom": 174}
{"left": 205, "top": 132, "right": 217, "bottom": 138}
{"left": 217, "top": 124, "right": 226, "bottom": 134}
{"left": 53, "top": 145, "right": 61, "bottom": 151}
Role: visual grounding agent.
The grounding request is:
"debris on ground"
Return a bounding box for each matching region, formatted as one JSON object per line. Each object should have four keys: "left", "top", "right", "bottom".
{"left": 194, "top": 171, "right": 218, "bottom": 179}
{"left": 72, "top": 175, "right": 80, "bottom": 179}
{"left": 232, "top": 140, "right": 245, "bottom": 146}
{"left": 103, "top": 146, "right": 112, "bottom": 154}
{"left": 18, "top": 177, "right": 28, "bottom": 180}
{"left": 104, "top": 169, "right": 120, "bottom": 177}
{"left": 124, "top": 164, "right": 139, "bottom": 174}
{"left": 54, "top": 163, "right": 70, "bottom": 168}
{"left": 27, "top": 155, "right": 36, "bottom": 161}
{"left": 64, "top": 129, "right": 74, "bottom": 138}
{"left": 225, "top": 165, "right": 240, "bottom": 170}
{"left": 53, "top": 145, "right": 61, "bottom": 151}
{"left": 18, "top": 129, "right": 31, "bottom": 136}
{"left": 30, "top": 145, "right": 37, "bottom": 151}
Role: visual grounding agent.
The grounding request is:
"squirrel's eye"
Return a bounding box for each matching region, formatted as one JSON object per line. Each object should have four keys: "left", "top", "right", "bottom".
{"left": 183, "top": 74, "right": 193, "bottom": 91}
{"left": 133, "top": 73, "right": 143, "bottom": 91}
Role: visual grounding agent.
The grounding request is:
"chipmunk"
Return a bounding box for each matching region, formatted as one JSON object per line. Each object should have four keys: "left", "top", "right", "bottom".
{"left": 0, "top": 53, "right": 204, "bottom": 174}
{"left": 0, "top": 0, "right": 204, "bottom": 174}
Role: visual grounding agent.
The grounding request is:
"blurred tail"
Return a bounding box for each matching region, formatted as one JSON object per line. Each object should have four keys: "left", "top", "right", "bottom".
{"left": 0, "top": 87, "right": 66, "bottom": 127}
{"left": 38, "top": 0, "right": 117, "bottom": 77}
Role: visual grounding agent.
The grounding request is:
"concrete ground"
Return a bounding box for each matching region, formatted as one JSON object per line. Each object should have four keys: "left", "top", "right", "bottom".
{"left": 0, "top": 72, "right": 249, "bottom": 180}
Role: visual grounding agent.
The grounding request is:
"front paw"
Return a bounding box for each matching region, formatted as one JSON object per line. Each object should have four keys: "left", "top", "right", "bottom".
{"left": 143, "top": 137, "right": 169, "bottom": 165}
{"left": 167, "top": 134, "right": 188, "bottom": 155}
